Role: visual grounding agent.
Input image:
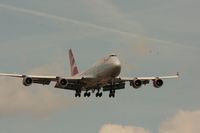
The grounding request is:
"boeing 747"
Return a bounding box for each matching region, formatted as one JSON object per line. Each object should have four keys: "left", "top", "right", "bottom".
{"left": 0, "top": 49, "right": 179, "bottom": 98}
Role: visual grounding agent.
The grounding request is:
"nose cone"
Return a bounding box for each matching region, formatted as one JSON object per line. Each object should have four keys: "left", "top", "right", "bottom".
{"left": 111, "top": 57, "right": 121, "bottom": 77}
{"left": 113, "top": 58, "right": 121, "bottom": 69}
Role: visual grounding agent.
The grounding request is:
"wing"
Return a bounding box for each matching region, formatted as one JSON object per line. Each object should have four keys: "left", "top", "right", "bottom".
{"left": 102, "top": 72, "right": 179, "bottom": 91}
{"left": 117, "top": 72, "right": 179, "bottom": 88}
{"left": 0, "top": 73, "right": 57, "bottom": 85}
{"left": 119, "top": 72, "right": 180, "bottom": 81}
{"left": 0, "top": 73, "right": 93, "bottom": 90}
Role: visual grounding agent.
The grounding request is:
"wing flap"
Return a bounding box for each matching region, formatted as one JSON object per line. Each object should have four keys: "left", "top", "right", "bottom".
{"left": 32, "top": 78, "right": 52, "bottom": 85}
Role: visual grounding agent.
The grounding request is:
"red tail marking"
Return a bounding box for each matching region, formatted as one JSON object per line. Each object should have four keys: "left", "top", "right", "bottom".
{"left": 69, "top": 49, "right": 79, "bottom": 76}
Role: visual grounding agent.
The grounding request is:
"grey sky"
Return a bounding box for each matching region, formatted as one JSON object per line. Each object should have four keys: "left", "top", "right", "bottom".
{"left": 0, "top": 0, "right": 199, "bottom": 133}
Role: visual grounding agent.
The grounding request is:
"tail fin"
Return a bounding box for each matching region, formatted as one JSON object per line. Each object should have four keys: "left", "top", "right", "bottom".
{"left": 69, "top": 49, "right": 79, "bottom": 76}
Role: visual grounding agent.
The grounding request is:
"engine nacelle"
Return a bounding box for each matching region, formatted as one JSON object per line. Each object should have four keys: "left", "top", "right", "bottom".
{"left": 23, "top": 77, "right": 33, "bottom": 86}
{"left": 153, "top": 78, "right": 163, "bottom": 88}
{"left": 130, "top": 79, "right": 142, "bottom": 89}
{"left": 57, "top": 78, "right": 68, "bottom": 88}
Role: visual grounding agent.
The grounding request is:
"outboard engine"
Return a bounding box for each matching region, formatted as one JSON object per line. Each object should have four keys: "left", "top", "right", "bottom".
{"left": 153, "top": 78, "right": 163, "bottom": 88}
{"left": 23, "top": 77, "right": 33, "bottom": 86}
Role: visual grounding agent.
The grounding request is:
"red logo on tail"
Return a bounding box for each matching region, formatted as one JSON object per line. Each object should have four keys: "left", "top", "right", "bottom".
{"left": 69, "top": 49, "right": 79, "bottom": 76}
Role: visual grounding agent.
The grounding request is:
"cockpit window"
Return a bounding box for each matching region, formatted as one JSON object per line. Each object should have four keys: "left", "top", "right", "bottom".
{"left": 109, "top": 53, "right": 117, "bottom": 57}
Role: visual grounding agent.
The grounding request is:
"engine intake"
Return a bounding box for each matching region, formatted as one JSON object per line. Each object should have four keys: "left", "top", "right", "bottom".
{"left": 23, "top": 77, "right": 33, "bottom": 86}
{"left": 153, "top": 78, "right": 163, "bottom": 88}
{"left": 130, "top": 79, "right": 142, "bottom": 89}
{"left": 58, "top": 78, "right": 68, "bottom": 88}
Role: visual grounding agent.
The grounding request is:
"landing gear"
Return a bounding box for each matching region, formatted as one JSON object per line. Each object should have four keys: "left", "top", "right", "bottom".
{"left": 109, "top": 90, "right": 115, "bottom": 98}
{"left": 96, "top": 89, "right": 103, "bottom": 97}
{"left": 75, "top": 90, "right": 81, "bottom": 97}
{"left": 96, "top": 92, "right": 103, "bottom": 97}
{"left": 92, "top": 89, "right": 95, "bottom": 93}
{"left": 84, "top": 92, "right": 91, "bottom": 97}
{"left": 109, "top": 80, "right": 116, "bottom": 98}
{"left": 75, "top": 93, "right": 81, "bottom": 97}
{"left": 75, "top": 88, "right": 104, "bottom": 98}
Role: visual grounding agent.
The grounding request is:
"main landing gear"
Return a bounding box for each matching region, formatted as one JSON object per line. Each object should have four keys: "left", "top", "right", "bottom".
{"left": 96, "top": 92, "right": 103, "bottom": 97}
{"left": 109, "top": 89, "right": 115, "bottom": 98}
{"left": 75, "top": 90, "right": 81, "bottom": 97}
{"left": 75, "top": 89, "right": 115, "bottom": 98}
{"left": 75, "top": 90, "right": 103, "bottom": 98}
{"left": 84, "top": 91, "right": 91, "bottom": 97}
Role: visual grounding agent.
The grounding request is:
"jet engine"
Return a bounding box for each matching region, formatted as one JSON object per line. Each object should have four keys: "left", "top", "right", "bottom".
{"left": 57, "top": 78, "right": 68, "bottom": 88}
{"left": 153, "top": 78, "right": 163, "bottom": 88}
{"left": 130, "top": 79, "right": 142, "bottom": 89}
{"left": 23, "top": 77, "right": 33, "bottom": 86}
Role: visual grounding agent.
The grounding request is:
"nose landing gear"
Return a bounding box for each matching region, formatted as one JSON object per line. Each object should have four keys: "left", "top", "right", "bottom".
{"left": 109, "top": 89, "right": 115, "bottom": 98}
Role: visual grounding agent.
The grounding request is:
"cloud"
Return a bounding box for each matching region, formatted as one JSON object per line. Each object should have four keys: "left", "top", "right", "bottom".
{"left": 0, "top": 62, "right": 73, "bottom": 117}
{"left": 100, "top": 110, "right": 200, "bottom": 133}
{"left": 159, "top": 110, "right": 200, "bottom": 133}
{"left": 99, "top": 124, "right": 151, "bottom": 133}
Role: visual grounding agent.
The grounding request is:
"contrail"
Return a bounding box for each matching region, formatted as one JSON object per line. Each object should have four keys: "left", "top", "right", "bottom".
{"left": 0, "top": 3, "right": 196, "bottom": 50}
{"left": 0, "top": 3, "right": 137, "bottom": 37}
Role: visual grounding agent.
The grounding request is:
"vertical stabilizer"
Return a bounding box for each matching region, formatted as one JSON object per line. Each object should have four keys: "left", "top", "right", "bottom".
{"left": 69, "top": 49, "right": 79, "bottom": 76}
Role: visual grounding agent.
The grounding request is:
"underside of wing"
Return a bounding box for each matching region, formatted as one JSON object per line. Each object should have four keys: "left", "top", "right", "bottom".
{"left": 119, "top": 72, "right": 179, "bottom": 81}
{"left": 0, "top": 73, "right": 94, "bottom": 90}
{"left": 0, "top": 73, "right": 58, "bottom": 86}
{"left": 54, "top": 76, "right": 95, "bottom": 90}
{"left": 116, "top": 72, "right": 179, "bottom": 89}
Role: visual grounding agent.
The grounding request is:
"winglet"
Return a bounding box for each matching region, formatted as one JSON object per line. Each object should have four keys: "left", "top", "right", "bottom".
{"left": 69, "top": 49, "right": 79, "bottom": 76}
{"left": 177, "top": 72, "right": 180, "bottom": 77}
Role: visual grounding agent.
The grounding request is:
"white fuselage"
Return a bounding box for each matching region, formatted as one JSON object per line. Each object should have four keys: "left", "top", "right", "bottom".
{"left": 78, "top": 54, "right": 121, "bottom": 88}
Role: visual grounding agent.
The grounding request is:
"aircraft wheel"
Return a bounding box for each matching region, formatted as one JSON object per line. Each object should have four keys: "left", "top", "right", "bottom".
{"left": 87, "top": 92, "right": 91, "bottom": 97}
{"left": 112, "top": 93, "right": 115, "bottom": 98}
{"left": 96, "top": 92, "right": 102, "bottom": 97}
{"left": 109, "top": 93, "right": 115, "bottom": 98}
{"left": 75, "top": 89, "right": 81, "bottom": 97}
{"left": 75, "top": 93, "right": 80, "bottom": 97}
{"left": 99, "top": 92, "right": 103, "bottom": 97}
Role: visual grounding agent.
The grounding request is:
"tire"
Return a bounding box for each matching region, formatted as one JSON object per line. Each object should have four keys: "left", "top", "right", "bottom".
{"left": 99, "top": 92, "right": 102, "bottom": 97}
{"left": 87, "top": 92, "right": 91, "bottom": 97}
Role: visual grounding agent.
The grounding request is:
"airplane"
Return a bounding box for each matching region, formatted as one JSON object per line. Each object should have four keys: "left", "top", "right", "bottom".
{"left": 0, "top": 49, "right": 179, "bottom": 98}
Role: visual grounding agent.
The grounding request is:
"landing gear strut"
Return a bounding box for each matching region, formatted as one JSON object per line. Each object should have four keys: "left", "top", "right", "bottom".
{"left": 109, "top": 80, "right": 116, "bottom": 98}
{"left": 75, "top": 89, "right": 81, "bottom": 97}
{"left": 109, "top": 89, "right": 115, "bottom": 98}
